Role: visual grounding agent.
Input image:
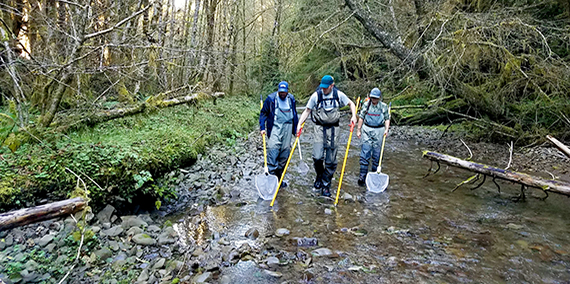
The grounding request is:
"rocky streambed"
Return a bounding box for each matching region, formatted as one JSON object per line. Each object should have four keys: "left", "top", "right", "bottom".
{"left": 1, "top": 124, "right": 569, "bottom": 283}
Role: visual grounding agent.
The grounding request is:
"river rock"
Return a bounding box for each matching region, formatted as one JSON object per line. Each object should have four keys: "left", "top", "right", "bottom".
{"left": 109, "top": 241, "right": 120, "bottom": 251}
{"left": 292, "top": 237, "right": 318, "bottom": 246}
{"left": 147, "top": 225, "right": 161, "bottom": 233}
{"left": 137, "top": 269, "right": 149, "bottom": 282}
{"left": 324, "top": 209, "right": 332, "bottom": 215}
{"left": 158, "top": 227, "right": 177, "bottom": 245}
{"left": 275, "top": 228, "right": 290, "bottom": 237}
{"left": 37, "top": 233, "right": 56, "bottom": 247}
{"left": 193, "top": 272, "right": 211, "bottom": 283}
{"left": 121, "top": 216, "right": 148, "bottom": 229}
{"left": 20, "top": 270, "right": 41, "bottom": 283}
{"left": 127, "top": 227, "right": 143, "bottom": 236}
{"left": 97, "top": 205, "right": 115, "bottom": 224}
{"left": 102, "top": 226, "right": 123, "bottom": 237}
{"left": 266, "top": 256, "right": 280, "bottom": 268}
{"left": 132, "top": 234, "right": 156, "bottom": 246}
{"left": 24, "top": 259, "right": 39, "bottom": 271}
{"left": 263, "top": 270, "right": 282, "bottom": 278}
{"left": 153, "top": 258, "right": 165, "bottom": 269}
{"left": 91, "top": 226, "right": 101, "bottom": 233}
{"left": 311, "top": 248, "right": 333, "bottom": 257}
{"left": 45, "top": 243, "right": 56, "bottom": 253}
{"left": 506, "top": 223, "right": 523, "bottom": 230}
{"left": 245, "top": 228, "right": 259, "bottom": 239}
{"left": 5, "top": 234, "right": 13, "bottom": 246}
{"left": 342, "top": 192, "right": 353, "bottom": 201}
{"left": 95, "top": 248, "right": 113, "bottom": 261}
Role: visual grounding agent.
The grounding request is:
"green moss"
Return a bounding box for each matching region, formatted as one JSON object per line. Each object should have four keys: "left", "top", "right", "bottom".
{"left": 0, "top": 95, "right": 259, "bottom": 212}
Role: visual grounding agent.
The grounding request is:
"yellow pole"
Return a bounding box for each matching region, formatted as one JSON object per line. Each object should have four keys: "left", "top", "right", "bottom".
{"left": 270, "top": 122, "right": 305, "bottom": 207}
{"left": 262, "top": 134, "right": 269, "bottom": 173}
{"left": 334, "top": 97, "right": 361, "bottom": 206}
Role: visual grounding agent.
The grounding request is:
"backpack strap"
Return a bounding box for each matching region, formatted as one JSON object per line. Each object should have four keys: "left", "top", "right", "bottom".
{"left": 316, "top": 88, "right": 340, "bottom": 109}
{"left": 316, "top": 89, "right": 324, "bottom": 109}
{"left": 365, "top": 97, "right": 372, "bottom": 115}
{"left": 332, "top": 88, "right": 339, "bottom": 108}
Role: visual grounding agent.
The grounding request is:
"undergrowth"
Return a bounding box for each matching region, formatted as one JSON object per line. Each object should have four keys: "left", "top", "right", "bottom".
{"left": 0, "top": 96, "right": 258, "bottom": 212}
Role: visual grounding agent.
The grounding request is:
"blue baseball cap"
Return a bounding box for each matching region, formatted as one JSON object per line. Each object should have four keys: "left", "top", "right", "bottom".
{"left": 319, "top": 75, "right": 334, "bottom": 89}
{"left": 277, "top": 81, "right": 289, "bottom": 93}
{"left": 370, "top": 88, "right": 382, "bottom": 98}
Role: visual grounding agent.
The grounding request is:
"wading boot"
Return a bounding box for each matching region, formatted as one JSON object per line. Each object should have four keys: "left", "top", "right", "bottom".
{"left": 313, "top": 159, "right": 325, "bottom": 189}
{"left": 314, "top": 175, "right": 323, "bottom": 189}
{"left": 358, "top": 173, "right": 366, "bottom": 187}
{"left": 321, "top": 187, "right": 331, "bottom": 197}
{"left": 275, "top": 169, "right": 287, "bottom": 188}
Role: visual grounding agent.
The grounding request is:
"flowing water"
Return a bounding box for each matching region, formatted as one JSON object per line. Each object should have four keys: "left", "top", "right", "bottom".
{"left": 171, "top": 122, "right": 570, "bottom": 283}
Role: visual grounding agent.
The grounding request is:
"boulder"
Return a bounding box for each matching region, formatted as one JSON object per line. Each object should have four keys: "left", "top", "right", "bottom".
{"left": 95, "top": 248, "right": 113, "bottom": 261}
{"left": 96, "top": 205, "right": 115, "bottom": 224}
{"left": 121, "top": 216, "right": 148, "bottom": 229}
{"left": 36, "top": 233, "right": 56, "bottom": 247}
{"left": 102, "top": 226, "right": 123, "bottom": 237}
{"left": 132, "top": 234, "right": 156, "bottom": 246}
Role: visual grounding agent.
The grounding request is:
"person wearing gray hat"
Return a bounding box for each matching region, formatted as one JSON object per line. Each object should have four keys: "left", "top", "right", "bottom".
{"left": 296, "top": 75, "right": 358, "bottom": 197}
{"left": 356, "top": 87, "right": 390, "bottom": 186}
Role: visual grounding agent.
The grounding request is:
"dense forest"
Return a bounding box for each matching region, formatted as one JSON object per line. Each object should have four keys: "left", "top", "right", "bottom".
{"left": 1, "top": 0, "right": 570, "bottom": 208}
{"left": 1, "top": 0, "right": 570, "bottom": 139}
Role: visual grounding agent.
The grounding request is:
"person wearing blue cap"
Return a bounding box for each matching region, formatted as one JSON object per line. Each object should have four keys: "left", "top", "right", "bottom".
{"left": 296, "top": 75, "right": 358, "bottom": 197}
{"left": 356, "top": 87, "right": 390, "bottom": 186}
{"left": 260, "top": 81, "right": 299, "bottom": 185}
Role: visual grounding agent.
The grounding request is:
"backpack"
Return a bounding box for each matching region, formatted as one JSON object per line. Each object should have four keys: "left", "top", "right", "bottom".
{"left": 311, "top": 88, "right": 341, "bottom": 126}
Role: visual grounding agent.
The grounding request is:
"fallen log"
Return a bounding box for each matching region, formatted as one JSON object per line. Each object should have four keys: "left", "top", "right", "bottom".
{"left": 546, "top": 135, "right": 570, "bottom": 158}
{"left": 54, "top": 92, "right": 224, "bottom": 131}
{"left": 0, "top": 197, "right": 86, "bottom": 231}
{"left": 422, "top": 151, "right": 570, "bottom": 197}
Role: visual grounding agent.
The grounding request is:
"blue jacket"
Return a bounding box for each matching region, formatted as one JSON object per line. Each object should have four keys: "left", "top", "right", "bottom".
{"left": 259, "top": 92, "right": 299, "bottom": 138}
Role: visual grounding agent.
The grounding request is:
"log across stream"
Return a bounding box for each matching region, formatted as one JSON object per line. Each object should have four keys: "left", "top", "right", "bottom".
{"left": 423, "top": 151, "right": 570, "bottom": 197}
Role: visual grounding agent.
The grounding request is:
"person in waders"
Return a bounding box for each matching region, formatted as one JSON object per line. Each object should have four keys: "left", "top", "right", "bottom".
{"left": 259, "top": 81, "right": 299, "bottom": 187}
{"left": 356, "top": 88, "right": 390, "bottom": 186}
{"left": 296, "top": 75, "right": 358, "bottom": 197}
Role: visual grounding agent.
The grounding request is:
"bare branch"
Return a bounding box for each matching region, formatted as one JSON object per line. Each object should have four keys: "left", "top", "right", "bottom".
{"left": 83, "top": 4, "right": 152, "bottom": 40}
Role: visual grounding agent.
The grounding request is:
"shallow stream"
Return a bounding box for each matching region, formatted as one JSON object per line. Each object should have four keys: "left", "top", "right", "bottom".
{"left": 171, "top": 121, "right": 570, "bottom": 283}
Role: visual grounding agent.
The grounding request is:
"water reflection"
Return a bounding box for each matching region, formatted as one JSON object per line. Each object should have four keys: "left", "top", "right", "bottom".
{"left": 171, "top": 122, "right": 570, "bottom": 283}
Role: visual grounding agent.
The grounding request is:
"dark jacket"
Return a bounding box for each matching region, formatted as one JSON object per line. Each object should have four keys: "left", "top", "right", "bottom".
{"left": 259, "top": 92, "right": 299, "bottom": 138}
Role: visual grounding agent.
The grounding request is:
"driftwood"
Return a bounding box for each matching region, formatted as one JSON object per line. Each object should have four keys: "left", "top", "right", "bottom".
{"left": 546, "top": 135, "right": 570, "bottom": 158}
{"left": 0, "top": 197, "right": 86, "bottom": 231}
{"left": 422, "top": 151, "right": 570, "bottom": 198}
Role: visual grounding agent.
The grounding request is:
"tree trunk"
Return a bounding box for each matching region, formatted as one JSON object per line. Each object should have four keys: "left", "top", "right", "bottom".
{"left": 0, "top": 197, "right": 87, "bottom": 231}
{"left": 343, "top": 0, "right": 429, "bottom": 79}
{"left": 423, "top": 151, "right": 570, "bottom": 197}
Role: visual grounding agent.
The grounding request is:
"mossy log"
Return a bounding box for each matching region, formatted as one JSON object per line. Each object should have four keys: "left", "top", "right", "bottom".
{"left": 0, "top": 197, "right": 86, "bottom": 230}
{"left": 423, "top": 151, "right": 570, "bottom": 197}
{"left": 396, "top": 98, "right": 467, "bottom": 125}
{"left": 55, "top": 92, "right": 224, "bottom": 130}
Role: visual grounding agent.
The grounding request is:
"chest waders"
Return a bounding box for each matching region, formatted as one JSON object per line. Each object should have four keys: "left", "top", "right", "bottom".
{"left": 311, "top": 89, "right": 341, "bottom": 196}
{"left": 267, "top": 97, "right": 293, "bottom": 180}
{"left": 358, "top": 102, "right": 387, "bottom": 186}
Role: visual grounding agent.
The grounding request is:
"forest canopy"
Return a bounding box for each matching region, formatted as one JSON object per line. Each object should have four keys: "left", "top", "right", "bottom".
{"left": 0, "top": 0, "right": 569, "bottom": 143}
